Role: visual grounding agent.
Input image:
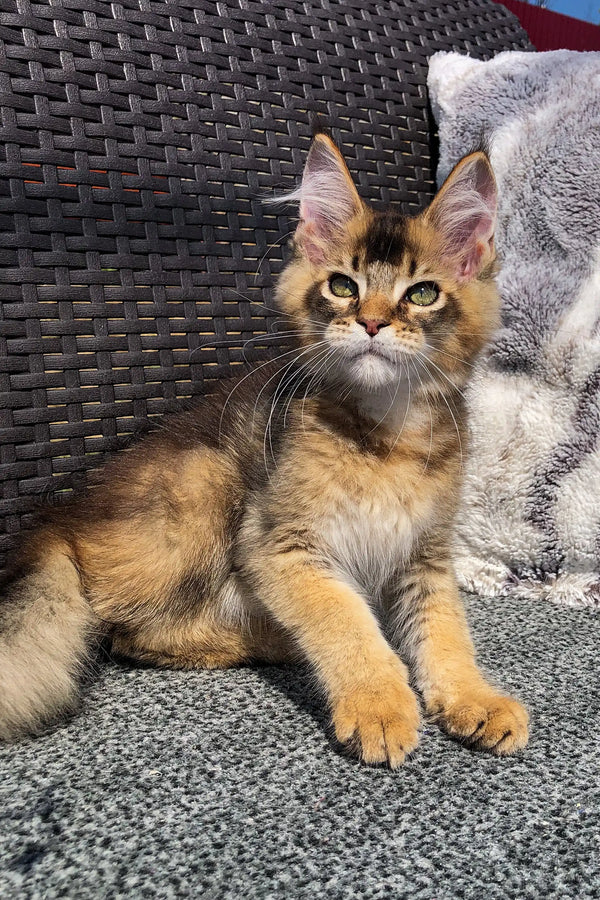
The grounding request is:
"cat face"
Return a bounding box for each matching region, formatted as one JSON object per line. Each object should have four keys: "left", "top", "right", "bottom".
{"left": 275, "top": 135, "right": 500, "bottom": 396}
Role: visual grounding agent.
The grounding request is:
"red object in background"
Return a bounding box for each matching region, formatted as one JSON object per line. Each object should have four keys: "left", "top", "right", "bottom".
{"left": 498, "top": 0, "right": 600, "bottom": 50}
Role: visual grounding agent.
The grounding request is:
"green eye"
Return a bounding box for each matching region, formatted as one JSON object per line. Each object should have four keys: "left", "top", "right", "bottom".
{"left": 406, "top": 282, "right": 440, "bottom": 306}
{"left": 329, "top": 274, "right": 358, "bottom": 298}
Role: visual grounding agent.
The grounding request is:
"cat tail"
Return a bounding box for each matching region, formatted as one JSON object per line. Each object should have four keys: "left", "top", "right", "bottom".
{"left": 0, "top": 535, "right": 104, "bottom": 741}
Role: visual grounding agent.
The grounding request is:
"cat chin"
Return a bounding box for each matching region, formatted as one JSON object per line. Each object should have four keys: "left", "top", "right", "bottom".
{"left": 345, "top": 353, "right": 399, "bottom": 390}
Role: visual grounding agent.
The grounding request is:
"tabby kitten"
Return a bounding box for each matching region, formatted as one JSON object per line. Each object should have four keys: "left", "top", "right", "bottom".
{"left": 0, "top": 134, "right": 528, "bottom": 766}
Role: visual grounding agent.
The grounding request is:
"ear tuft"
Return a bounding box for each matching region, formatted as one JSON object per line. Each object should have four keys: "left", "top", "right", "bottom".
{"left": 426, "top": 151, "right": 497, "bottom": 282}
{"left": 269, "top": 134, "right": 363, "bottom": 266}
{"left": 299, "top": 134, "right": 362, "bottom": 231}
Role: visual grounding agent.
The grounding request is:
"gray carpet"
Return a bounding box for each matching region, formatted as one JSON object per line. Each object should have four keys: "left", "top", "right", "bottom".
{"left": 1, "top": 595, "right": 598, "bottom": 900}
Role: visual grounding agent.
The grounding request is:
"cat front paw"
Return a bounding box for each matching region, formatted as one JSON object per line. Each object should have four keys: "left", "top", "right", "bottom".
{"left": 332, "top": 678, "right": 420, "bottom": 768}
{"left": 433, "top": 691, "right": 529, "bottom": 755}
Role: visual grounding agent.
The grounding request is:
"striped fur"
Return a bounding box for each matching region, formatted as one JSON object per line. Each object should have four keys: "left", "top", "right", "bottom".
{"left": 0, "top": 135, "right": 528, "bottom": 764}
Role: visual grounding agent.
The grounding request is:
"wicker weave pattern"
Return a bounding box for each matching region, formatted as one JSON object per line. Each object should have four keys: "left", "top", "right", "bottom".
{"left": 0, "top": 0, "right": 531, "bottom": 570}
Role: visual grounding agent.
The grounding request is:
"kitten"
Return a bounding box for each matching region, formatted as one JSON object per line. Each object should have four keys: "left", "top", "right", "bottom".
{"left": 0, "top": 134, "right": 528, "bottom": 765}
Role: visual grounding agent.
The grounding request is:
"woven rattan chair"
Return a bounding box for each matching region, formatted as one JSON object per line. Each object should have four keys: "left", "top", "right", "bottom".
{"left": 0, "top": 0, "right": 531, "bottom": 576}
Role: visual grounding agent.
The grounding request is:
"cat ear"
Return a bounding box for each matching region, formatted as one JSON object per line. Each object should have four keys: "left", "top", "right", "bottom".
{"left": 295, "top": 134, "right": 364, "bottom": 265}
{"left": 425, "top": 152, "right": 497, "bottom": 283}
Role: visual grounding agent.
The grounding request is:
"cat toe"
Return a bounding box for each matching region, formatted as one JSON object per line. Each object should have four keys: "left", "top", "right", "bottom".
{"left": 333, "top": 680, "right": 420, "bottom": 769}
{"left": 435, "top": 693, "right": 529, "bottom": 755}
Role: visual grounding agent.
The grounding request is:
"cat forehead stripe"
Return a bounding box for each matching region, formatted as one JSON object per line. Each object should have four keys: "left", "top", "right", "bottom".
{"left": 362, "top": 214, "right": 409, "bottom": 266}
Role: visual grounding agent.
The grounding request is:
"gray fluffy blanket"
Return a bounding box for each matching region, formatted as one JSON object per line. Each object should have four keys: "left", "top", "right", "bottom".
{"left": 428, "top": 50, "right": 600, "bottom": 607}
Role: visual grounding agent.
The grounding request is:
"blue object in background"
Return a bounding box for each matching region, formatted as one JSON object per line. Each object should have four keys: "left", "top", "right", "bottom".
{"left": 549, "top": 0, "right": 599, "bottom": 25}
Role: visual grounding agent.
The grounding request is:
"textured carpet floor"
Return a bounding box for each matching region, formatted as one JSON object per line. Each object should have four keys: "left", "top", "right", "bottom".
{"left": 0, "top": 595, "right": 598, "bottom": 900}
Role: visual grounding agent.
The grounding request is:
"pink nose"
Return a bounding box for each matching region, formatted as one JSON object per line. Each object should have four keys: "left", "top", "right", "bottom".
{"left": 358, "top": 318, "right": 390, "bottom": 337}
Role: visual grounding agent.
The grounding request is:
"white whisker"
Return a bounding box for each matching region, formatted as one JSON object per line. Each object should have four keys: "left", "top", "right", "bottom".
{"left": 257, "top": 342, "right": 332, "bottom": 474}
{"left": 253, "top": 230, "right": 295, "bottom": 283}
{"left": 416, "top": 351, "right": 464, "bottom": 471}
{"left": 423, "top": 341, "right": 477, "bottom": 369}
{"left": 417, "top": 352, "right": 467, "bottom": 400}
{"left": 263, "top": 344, "right": 332, "bottom": 470}
{"left": 299, "top": 348, "right": 337, "bottom": 433}
{"left": 385, "top": 358, "right": 413, "bottom": 462}
{"left": 412, "top": 355, "right": 435, "bottom": 479}
{"left": 217, "top": 344, "right": 323, "bottom": 447}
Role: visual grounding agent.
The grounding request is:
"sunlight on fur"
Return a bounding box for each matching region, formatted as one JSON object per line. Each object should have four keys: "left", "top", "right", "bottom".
{"left": 0, "top": 134, "right": 528, "bottom": 766}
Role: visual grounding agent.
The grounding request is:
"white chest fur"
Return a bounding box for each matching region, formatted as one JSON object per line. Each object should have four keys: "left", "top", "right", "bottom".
{"left": 320, "top": 480, "right": 422, "bottom": 597}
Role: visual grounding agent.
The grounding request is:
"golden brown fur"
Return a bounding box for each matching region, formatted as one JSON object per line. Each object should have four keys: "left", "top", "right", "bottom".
{"left": 0, "top": 135, "right": 528, "bottom": 764}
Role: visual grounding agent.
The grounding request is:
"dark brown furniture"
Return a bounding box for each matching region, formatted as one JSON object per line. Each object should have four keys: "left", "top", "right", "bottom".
{"left": 0, "top": 0, "right": 531, "bottom": 574}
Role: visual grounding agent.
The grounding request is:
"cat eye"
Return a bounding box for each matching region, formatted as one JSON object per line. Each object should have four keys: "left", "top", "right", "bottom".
{"left": 405, "top": 282, "right": 440, "bottom": 306}
{"left": 329, "top": 274, "right": 358, "bottom": 298}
